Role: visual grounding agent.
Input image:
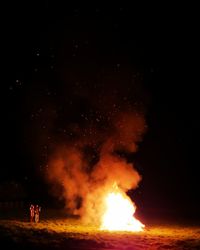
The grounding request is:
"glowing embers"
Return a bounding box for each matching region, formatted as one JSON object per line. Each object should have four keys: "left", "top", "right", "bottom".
{"left": 100, "top": 185, "right": 145, "bottom": 232}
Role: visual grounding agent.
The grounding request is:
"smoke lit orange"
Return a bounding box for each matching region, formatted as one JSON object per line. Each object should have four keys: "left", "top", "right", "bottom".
{"left": 47, "top": 112, "right": 147, "bottom": 228}
{"left": 100, "top": 184, "right": 145, "bottom": 232}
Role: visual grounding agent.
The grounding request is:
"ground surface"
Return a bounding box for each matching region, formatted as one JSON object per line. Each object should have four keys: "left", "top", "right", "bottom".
{"left": 0, "top": 209, "right": 200, "bottom": 250}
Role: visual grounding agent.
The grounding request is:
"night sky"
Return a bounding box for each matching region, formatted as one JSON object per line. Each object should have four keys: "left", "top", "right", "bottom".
{"left": 2, "top": 3, "right": 199, "bottom": 220}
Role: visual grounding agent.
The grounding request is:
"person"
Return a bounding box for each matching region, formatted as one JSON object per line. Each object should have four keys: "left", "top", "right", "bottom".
{"left": 30, "top": 204, "right": 35, "bottom": 222}
{"left": 34, "top": 205, "right": 41, "bottom": 223}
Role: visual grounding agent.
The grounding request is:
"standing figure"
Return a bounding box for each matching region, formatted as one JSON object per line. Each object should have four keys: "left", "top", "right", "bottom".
{"left": 30, "top": 204, "right": 35, "bottom": 222}
{"left": 35, "top": 205, "right": 41, "bottom": 223}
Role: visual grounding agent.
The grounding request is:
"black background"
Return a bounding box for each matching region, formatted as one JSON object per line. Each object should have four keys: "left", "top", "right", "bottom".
{"left": 2, "top": 2, "right": 199, "bottom": 221}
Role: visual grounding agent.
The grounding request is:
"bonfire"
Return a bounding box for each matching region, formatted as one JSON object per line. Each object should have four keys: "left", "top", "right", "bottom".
{"left": 100, "top": 183, "right": 145, "bottom": 232}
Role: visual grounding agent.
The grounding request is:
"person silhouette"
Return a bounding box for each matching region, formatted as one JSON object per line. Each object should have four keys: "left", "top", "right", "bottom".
{"left": 35, "top": 205, "right": 41, "bottom": 223}
{"left": 29, "top": 204, "right": 35, "bottom": 222}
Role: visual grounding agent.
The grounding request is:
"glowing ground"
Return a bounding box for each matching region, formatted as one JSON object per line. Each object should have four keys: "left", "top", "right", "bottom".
{"left": 0, "top": 217, "right": 200, "bottom": 250}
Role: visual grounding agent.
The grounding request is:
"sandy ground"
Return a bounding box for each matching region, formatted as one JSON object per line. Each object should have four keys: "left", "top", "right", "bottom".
{"left": 0, "top": 210, "right": 200, "bottom": 250}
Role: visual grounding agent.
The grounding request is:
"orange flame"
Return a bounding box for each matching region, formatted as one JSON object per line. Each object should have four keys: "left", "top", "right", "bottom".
{"left": 100, "top": 184, "right": 145, "bottom": 232}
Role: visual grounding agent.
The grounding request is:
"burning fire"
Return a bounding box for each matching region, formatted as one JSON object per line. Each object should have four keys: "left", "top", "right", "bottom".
{"left": 100, "top": 184, "right": 145, "bottom": 232}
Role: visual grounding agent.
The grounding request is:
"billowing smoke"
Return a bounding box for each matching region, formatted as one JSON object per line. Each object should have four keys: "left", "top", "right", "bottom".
{"left": 47, "top": 110, "right": 146, "bottom": 224}
{"left": 47, "top": 71, "right": 147, "bottom": 225}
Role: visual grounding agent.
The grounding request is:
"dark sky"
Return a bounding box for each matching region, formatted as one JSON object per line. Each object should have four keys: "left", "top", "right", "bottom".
{"left": 2, "top": 3, "right": 199, "bottom": 219}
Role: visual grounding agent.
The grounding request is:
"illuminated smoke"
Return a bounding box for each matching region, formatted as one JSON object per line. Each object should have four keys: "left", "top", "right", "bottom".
{"left": 47, "top": 109, "right": 147, "bottom": 224}
{"left": 46, "top": 69, "right": 147, "bottom": 224}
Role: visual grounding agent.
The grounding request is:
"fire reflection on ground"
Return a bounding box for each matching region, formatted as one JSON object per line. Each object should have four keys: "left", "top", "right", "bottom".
{"left": 0, "top": 218, "right": 199, "bottom": 250}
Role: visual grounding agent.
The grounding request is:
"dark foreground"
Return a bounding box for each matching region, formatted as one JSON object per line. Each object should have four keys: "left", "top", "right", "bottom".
{"left": 0, "top": 210, "right": 200, "bottom": 250}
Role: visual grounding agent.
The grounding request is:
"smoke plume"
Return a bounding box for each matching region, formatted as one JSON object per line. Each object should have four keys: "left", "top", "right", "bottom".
{"left": 47, "top": 73, "right": 147, "bottom": 225}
